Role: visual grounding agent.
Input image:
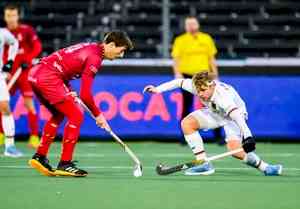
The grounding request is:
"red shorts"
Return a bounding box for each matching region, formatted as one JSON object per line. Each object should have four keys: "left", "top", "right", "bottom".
{"left": 28, "top": 63, "right": 71, "bottom": 108}
{"left": 10, "top": 69, "right": 34, "bottom": 97}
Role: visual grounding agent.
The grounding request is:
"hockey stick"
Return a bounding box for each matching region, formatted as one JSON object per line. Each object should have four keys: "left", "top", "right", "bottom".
{"left": 75, "top": 97, "right": 143, "bottom": 177}
{"left": 156, "top": 148, "right": 244, "bottom": 175}
{"left": 7, "top": 67, "right": 22, "bottom": 90}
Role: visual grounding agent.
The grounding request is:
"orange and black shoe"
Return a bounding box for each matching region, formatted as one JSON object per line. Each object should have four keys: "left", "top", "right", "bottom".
{"left": 55, "top": 161, "right": 88, "bottom": 177}
{"left": 28, "top": 153, "right": 56, "bottom": 177}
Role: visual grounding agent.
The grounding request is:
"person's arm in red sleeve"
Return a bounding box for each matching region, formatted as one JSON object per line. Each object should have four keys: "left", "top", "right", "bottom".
{"left": 23, "top": 26, "right": 42, "bottom": 66}
{"left": 79, "top": 55, "right": 102, "bottom": 117}
{"left": 80, "top": 55, "right": 110, "bottom": 130}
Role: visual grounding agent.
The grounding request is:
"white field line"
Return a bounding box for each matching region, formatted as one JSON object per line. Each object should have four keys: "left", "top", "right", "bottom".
{"left": 0, "top": 165, "right": 300, "bottom": 171}
{"left": 0, "top": 153, "right": 297, "bottom": 158}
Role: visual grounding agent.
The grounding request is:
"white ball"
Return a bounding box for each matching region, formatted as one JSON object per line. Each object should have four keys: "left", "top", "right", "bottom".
{"left": 133, "top": 166, "right": 142, "bottom": 177}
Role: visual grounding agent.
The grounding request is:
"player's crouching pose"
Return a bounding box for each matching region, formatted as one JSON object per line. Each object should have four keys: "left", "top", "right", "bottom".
{"left": 28, "top": 31, "right": 133, "bottom": 177}
{"left": 144, "top": 72, "right": 282, "bottom": 176}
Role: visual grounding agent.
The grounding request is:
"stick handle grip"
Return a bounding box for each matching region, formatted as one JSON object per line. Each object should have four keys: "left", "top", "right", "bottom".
{"left": 7, "top": 67, "right": 22, "bottom": 90}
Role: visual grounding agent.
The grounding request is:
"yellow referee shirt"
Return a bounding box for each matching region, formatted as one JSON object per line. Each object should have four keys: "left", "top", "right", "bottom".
{"left": 171, "top": 32, "right": 217, "bottom": 76}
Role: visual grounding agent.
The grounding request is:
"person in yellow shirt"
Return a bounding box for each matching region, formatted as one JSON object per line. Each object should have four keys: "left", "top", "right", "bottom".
{"left": 172, "top": 16, "right": 218, "bottom": 78}
{"left": 171, "top": 16, "right": 221, "bottom": 144}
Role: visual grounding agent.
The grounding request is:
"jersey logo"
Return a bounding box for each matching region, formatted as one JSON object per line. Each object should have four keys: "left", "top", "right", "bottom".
{"left": 90, "top": 65, "right": 98, "bottom": 74}
{"left": 53, "top": 61, "right": 63, "bottom": 73}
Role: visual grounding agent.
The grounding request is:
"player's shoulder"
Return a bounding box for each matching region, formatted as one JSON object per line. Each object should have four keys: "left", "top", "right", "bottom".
{"left": 198, "top": 32, "right": 214, "bottom": 40}
{"left": 19, "top": 24, "right": 34, "bottom": 30}
{"left": 174, "top": 33, "right": 189, "bottom": 42}
{"left": 211, "top": 81, "right": 234, "bottom": 104}
{"left": 80, "top": 42, "right": 103, "bottom": 58}
{"left": 0, "top": 28, "right": 6, "bottom": 34}
{"left": 0, "top": 28, "right": 13, "bottom": 38}
{"left": 71, "top": 42, "right": 97, "bottom": 50}
{"left": 0, "top": 27, "right": 9, "bottom": 33}
{"left": 18, "top": 24, "right": 37, "bottom": 35}
{"left": 89, "top": 42, "right": 103, "bottom": 54}
{"left": 215, "top": 81, "right": 233, "bottom": 92}
{"left": 0, "top": 28, "right": 4, "bottom": 39}
{"left": 88, "top": 42, "right": 100, "bottom": 48}
{"left": 213, "top": 81, "right": 233, "bottom": 98}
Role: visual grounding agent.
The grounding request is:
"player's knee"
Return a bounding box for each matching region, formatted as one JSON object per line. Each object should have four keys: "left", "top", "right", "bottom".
{"left": 77, "top": 110, "right": 84, "bottom": 124}
{"left": 231, "top": 152, "right": 245, "bottom": 160}
{"left": 68, "top": 109, "right": 84, "bottom": 126}
{"left": 227, "top": 140, "right": 245, "bottom": 160}
{"left": 24, "top": 97, "right": 35, "bottom": 112}
{"left": 0, "top": 102, "right": 11, "bottom": 115}
{"left": 181, "top": 116, "right": 199, "bottom": 134}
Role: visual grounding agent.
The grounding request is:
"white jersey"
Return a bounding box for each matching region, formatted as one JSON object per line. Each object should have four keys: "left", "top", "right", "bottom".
{"left": 155, "top": 78, "right": 252, "bottom": 138}
{"left": 156, "top": 78, "right": 247, "bottom": 119}
{"left": 181, "top": 79, "right": 247, "bottom": 119}
{"left": 0, "top": 28, "right": 19, "bottom": 70}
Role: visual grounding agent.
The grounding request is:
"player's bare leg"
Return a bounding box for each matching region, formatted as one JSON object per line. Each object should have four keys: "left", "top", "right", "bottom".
{"left": 181, "top": 115, "right": 215, "bottom": 175}
{"left": 0, "top": 101, "right": 22, "bottom": 157}
{"left": 226, "top": 139, "right": 245, "bottom": 160}
{"left": 227, "top": 139, "right": 282, "bottom": 176}
{"left": 24, "top": 96, "right": 40, "bottom": 148}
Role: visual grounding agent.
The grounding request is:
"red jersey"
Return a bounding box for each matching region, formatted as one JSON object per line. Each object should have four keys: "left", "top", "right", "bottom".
{"left": 5, "top": 24, "right": 42, "bottom": 67}
{"left": 39, "top": 42, "right": 104, "bottom": 116}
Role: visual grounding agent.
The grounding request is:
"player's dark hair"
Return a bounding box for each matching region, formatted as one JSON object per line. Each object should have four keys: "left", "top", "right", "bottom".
{"left": 103, "top": 31, "right": 134, "bottom": 50}
{"left": 4, "top": 3, "right": 20, "bottom": 14}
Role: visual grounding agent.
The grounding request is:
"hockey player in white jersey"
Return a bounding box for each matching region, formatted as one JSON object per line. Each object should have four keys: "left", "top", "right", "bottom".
{"left": 144, "top": 72, "right": 282, "bottom": 176}
{"left": 0, "top": 28, "right": 23, "bottom": 157}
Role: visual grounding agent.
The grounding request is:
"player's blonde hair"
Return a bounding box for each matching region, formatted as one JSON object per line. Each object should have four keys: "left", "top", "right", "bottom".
{"left": 192, "top": 71, "right": 214, "bottom": 92}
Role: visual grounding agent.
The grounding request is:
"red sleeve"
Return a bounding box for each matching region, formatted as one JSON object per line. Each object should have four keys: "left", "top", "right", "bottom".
{"left": 79, "top": 55, "right": 102, "bottom": 117}
{"left": 25, "top": 26, "right": 42, "bottom": 61}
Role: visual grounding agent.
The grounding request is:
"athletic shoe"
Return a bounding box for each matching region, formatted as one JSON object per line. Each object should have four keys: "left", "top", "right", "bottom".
{"left": 55, "top": 161, "right": 88, "bottom": 177}
{"left": 28, "top": 153, "right": 56, "bottom": 177}
{"left": 184, "top": 162, "right": 215, "bottom": 176}
{"left": 28, "top": 135, "right": 40, "bottom": 149}
{"left": 4, "top": 145, "right": 23, "bottom": 158}
{"left": 0, "top": 133, "right": 4, "bottom": 146}
{"left": 264, "top": 164, "right": 282, "bottom": 176}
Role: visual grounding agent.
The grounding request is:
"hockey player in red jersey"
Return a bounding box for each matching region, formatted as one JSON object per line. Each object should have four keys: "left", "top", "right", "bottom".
{"left": 2, "top": 4, "right": 42, "bottom": 148}
{"left": 28, "top": 31, "right": 133, "bottom": 177}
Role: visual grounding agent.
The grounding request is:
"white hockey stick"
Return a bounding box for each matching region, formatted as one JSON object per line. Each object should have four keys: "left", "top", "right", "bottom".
{"left": 7, "top": 67, "right": 22, "bottom": 90}
{"left": 75, "top": 97, "right": 143, "bottom": 177}
{"left": 156, "top": 148, "right": 244, "bottom": 175}
{"left": 207, "top": 148, "right": 244, "bottom": 162}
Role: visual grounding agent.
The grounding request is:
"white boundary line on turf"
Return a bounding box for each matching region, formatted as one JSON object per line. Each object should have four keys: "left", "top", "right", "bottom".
{"left": 0, "top": 153, "right": 297, "bottom": 158}
{"left": 0, "top": 165, "right": 300, "bottom": 171}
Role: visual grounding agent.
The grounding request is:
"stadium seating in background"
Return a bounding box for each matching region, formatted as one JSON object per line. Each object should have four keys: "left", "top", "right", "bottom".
{"left": 1, "top": 0, "right": 299, "bottom": 58}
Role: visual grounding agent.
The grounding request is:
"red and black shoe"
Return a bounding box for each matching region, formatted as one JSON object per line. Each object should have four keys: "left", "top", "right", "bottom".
{"left": 55, "top": 161, "right": 88, "bottom": 177}
{"left": 29, "top": 153, "right": 56, "bottom": 177}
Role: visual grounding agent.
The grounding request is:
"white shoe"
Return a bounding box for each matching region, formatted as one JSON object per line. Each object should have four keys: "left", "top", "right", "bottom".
{"left": 4, "top": 145, "right": 23, "bottom": 158}
{"left": 264, "top": 164, "right": 283, "bottom": 176}
{"left": 185, "top": 162, "right": 215, "bottom": 176}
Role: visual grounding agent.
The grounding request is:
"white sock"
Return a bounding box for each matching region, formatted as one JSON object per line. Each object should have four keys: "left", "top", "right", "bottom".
{"left": 2, "top": 114, "right": 15, "bottom": 148}
{"left": 243, "top": 152, "right": 268, "bottom": 172}
{"left": 184, "top": 132, "right": 206, "bottom": 160}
